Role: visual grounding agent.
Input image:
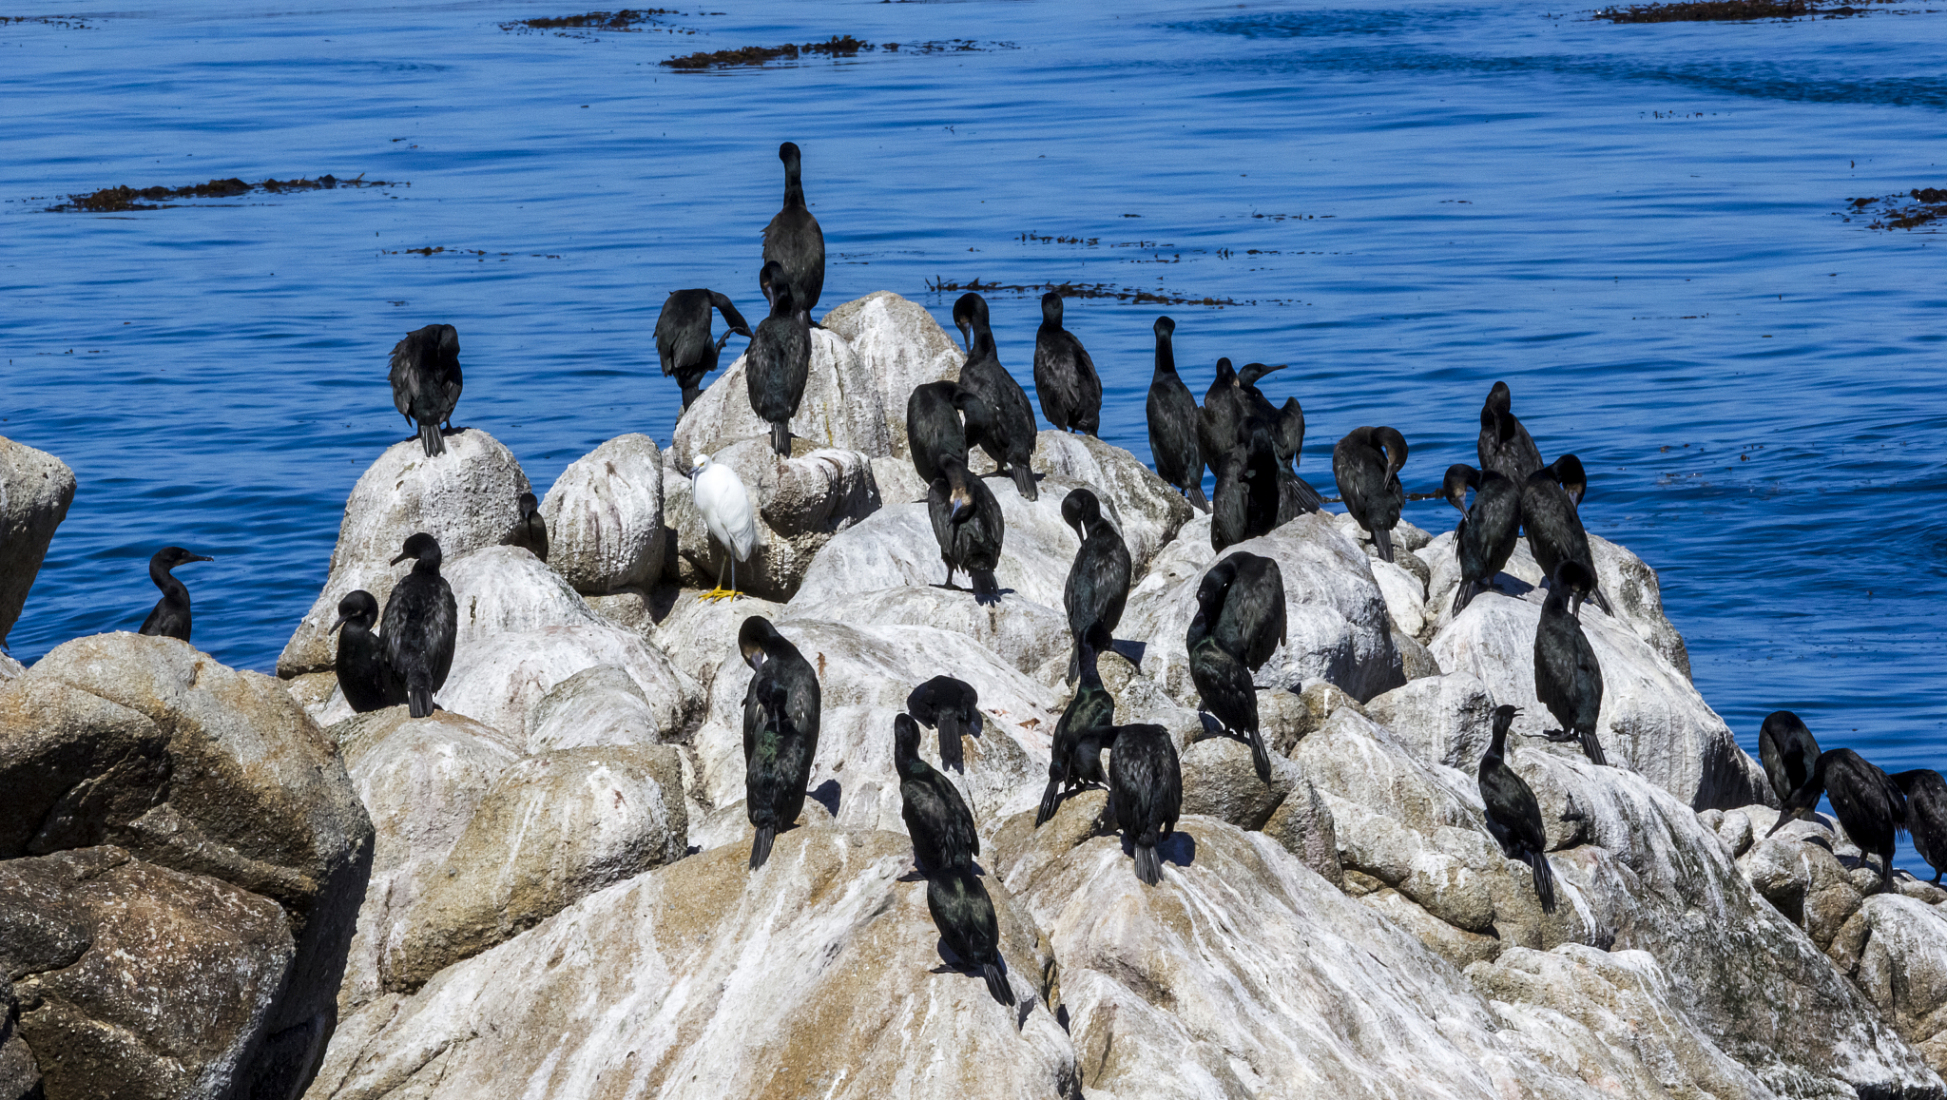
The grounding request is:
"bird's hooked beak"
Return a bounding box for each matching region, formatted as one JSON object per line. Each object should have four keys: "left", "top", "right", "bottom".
{"left": 1569, "top": 591, "right": 1585, "bottom": 620}
{"left": 390, "top": 551, "right": 411, "bottom": 566}
{"left": 190, "top": 554, "right": 214, "bottom": 563}
{"left": 329, "top": 614, "right": 349, "bottom": 634}
{"left": 741, "top": 644, "right": 768, "bottom": 674}
{"left": 951, "top": 490, "right": 973, "bottom": 523}
{"left": 1766, "top": 807, "right": 1809, "bottom": 838}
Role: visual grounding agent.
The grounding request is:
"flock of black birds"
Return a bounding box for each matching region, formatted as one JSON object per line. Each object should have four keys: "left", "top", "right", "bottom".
{"left": 117, "top": 140, "right": 1947, "bottom": 1010}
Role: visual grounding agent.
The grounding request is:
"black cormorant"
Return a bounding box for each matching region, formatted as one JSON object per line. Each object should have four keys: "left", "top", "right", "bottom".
{"left": 1891, "top": 769, "right": 1947, "bottom": 885}
{"left": 331, "top": 589, "right": 399, "bottom": 713}
{"left": 1768, "top": 748, "right": 1906, "bottom": 894}
{"left": 1062, "top": 487, "right": 1130, "bottom": 677}
{"left": 509, "top": 491, "right": 548, "bottom": 562}
{"left": 906, "top": 381, "right": 997, "bottom": 489}
{"left": 928, "top": 456, "right": 1004, "bottom": 604}
{"left": 907, "top": 675, "right": 981, "bottom": 773}
{"left": 952, "top": 293, "right": 1039, "bottom": 500}
{"left": 1145, "top": 317, "right": 1208, "bottom": 512}
{"left": 926, "top": 867, "right": 1015, "bottom": 1006}
{"left": 1443, "top": 464, "right": 1521, "bottom": 614}
{"left": 896, "top": 712, "right": 980, "bottom": 875}
{"left": 762, "top": 141, "right": 825, "bottom": 318}
{"left": 1478, "top": 381, "right": 1544, "bottom": 485}
{"left": 381, "top": 533, "right": 457, "bottom": 720}
{"left": 1534, "top": 561, "right": 1607, "bottom": 766}
{"left": 741, "top": 616, "right": 822, "bottom": 870}
{"left": 389, "top": 323, "right": 462, "bottom": 458}
{"left": 1478, "top": 704, "right": 1556, "bottom": 912}
{"left": 138, "top": 546, "right": 213, "bottom": 642}
{"left": 1210, "top": 450, "right": 1250, "bottom": 553}
{"left": 747, "top": 260, "right": 812, "bottom": 457}
{"left": 1038, "top": 623, "right": 1119, "bottom": 827}
{"left": 1188, "top": 575, "right": 1269, "bottom": 781}
{"left": 1204, "top": 552, "right": 1286, "bottom": 673}
{"left": 1199, "top": 357, "right": 1247, "bottom": 466}
{"left": 655, "top": 288, "right": 752, "bottom": 410}
{"left": 1243, "top": 422, "right": 1288, "bottom": 530}
{"left": 1758, "top": 710, "right": 1822, "bottom": 806}
{"left": 1332, "top": 426, "right": 1409, "bottom": 563}
{"left": 1521, "top": 456, "right": 1613, "bottom": 614}
{"left": 1109, "top": 722, "right": 1182, "bottom": 886}
{"left": 1032, "top": 292, "right": 1101, "bottom": 436}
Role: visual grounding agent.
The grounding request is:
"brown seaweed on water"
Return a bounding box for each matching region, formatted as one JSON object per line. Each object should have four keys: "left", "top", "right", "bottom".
{"left": 1594, "top": 0, "right": 1887, "bottom": 21}
{"left": 661, "top": 37, "right": 1004, "bottom": 69}
{"left": 925, "top": 277, "right": 1240, "bottom": 308}
{"left": 48, "top": 174, "right": 400, "bottom": 213}
{"left": 1842, "top": 188, "right": 1947, "bottom": 231}
{"left": 500, "top": 9, "right": 678, "bottom": 32}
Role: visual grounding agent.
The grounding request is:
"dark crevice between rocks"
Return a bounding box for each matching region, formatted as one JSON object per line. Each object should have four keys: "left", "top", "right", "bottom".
{"left": 662, "top": 37, "right": 1007, "bottom": 69}
{"left": 1594, "top": 0, "right": 1893, "bottom": 20}
{"left": 46, "top": 174, "right": 402, "bottom": 213}
{"left": 1841, "top": 188, "right": 1947, "bottom": 230}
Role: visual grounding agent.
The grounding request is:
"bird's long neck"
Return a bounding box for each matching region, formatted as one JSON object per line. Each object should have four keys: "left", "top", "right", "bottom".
{"left": 783, "top": 167, "right": 806, "bottom": 210}
{"left": 1154, "top": 334, "right": 1177, "bottom": 381}
{"left": 1485, "top": 722, "right": 1508, "bottom": 766}
{"left": 967, "top": 320, "right": 996, "bottom": 362}
{"left": 151, "top": 560, "right": 188, "bottom": 604}
{"left": 412, "top": 557, "right": 441, "bottom": 579}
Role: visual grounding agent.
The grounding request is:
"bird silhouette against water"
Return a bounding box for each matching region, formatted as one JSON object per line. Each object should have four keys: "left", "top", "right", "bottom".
{"left": 1769, "top": 748, "right": 1906, "bottom": 894}
{"left": 1032, "top": 292, "right": 1101, "bottom": 436}
{"left": 747, "top": 261, "right": 811, "bottom": 457}
{"left": 1199, "top": 357, "right": 1248, "bottom": 466}
{"left": 655, "top": 288, "right": 752, "bottom": 411}
{"left": 763, "top": 141, "right": 825, "bottom": 318}
{"left": 382, "top": 533, "right": 457, "bottom": 719}
{"left": 1333, "top": 426, "right": 1409, "bottom": 563}
{"left": 928, "top": 456, "right": 1004, "bottom": 605}
{"left": 1478, "top": 704, "right": 1556, "bottom": 913}
{"left": 138, "top": 546, "right": 213, "bottom": 642}
{"left": 926, "top": 867, "right": 1015, "bottom": 1006}
{"left": 1758, "top": 710, "right": 1822, "bottom": 806}
{"left": 1891, "top": 769, "right": 1947, "bottom": 885}
{"left": 1443, "top": 464, "right": 1521, "bottom": 614}
{"left": 1534, "top": 560, "right": 1607, "bottom": 766}
{"left": 741, "top": 616, "right": 822, "bottom": 870}
{"left": 1062, "top": 487, "right": 1130, "bottom": 681}
{"left": 331, "top": 589, "right": 399, "bottom": 713}
{"left": 1038, "top": 623, "right": 1119, "bottom": 827}
{"left": 1188, "top": 566, "right": 1271, "bottom": 781}
{"left": 895, "top": 712, "right": 980, "bottom": 875}
{"left": 906, "top": 380, "right": 997, "bottom": 490}
{"left": 389, "top": 323, "right": 462, "bottom": 458}
{"left": 509, "top": 491, "right": 548, "bottom": 562}
{"left": 952, "top": 293, "right": 1039, "bottom": 500}
{"left": 1110, "top": 722, "right": 1182, "bottom": 886}
{"left": 1478, "top": 381, "right": 1544, "bottom": 485}
{"left": 1146, "top": 316, "right": 1208, "bottom": 512}
{"left": 907, "top": 675, "right": 981, "bottom": 773}
{"left": 1521, "top": 455, "right": 1613, "bottom": 615}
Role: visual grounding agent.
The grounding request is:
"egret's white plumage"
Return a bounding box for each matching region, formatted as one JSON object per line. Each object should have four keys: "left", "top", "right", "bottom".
{"left": 692, "top": 453, "right": 757, "bottom": 601}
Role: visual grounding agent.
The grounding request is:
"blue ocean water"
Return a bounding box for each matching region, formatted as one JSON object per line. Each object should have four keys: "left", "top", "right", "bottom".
{"left": 3, "top": 0, "right": 1943, "bottom": 861}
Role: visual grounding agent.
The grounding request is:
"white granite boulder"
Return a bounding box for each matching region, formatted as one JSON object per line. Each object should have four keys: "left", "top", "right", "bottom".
{"left": 1029, "top": 430, "right": 1194, "bottom": 578}
{"left": 665, "top": 440, "right": 880, "bottom": 602}
{"left": 0, "top": 436, "right": 76, "bottom": 646}
{"left": 672, "top": 327, "right": 893, "bottom": 466}
{"left": 438, "top": 622, "right": 699, "bottom": 745}
{"left": 821, "top": 290, "right": 966, "bottom": 458}
{"left": 539, "top": 433, "right": 665, "bottom": 594}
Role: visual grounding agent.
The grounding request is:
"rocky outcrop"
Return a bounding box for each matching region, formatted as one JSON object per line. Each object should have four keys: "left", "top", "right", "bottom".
{"left": 672, "top": 329, "right": 893, "bottom": 466}
{"left": 1829, "top": 894, "right": 1947, "bottom": 1076}
{"left": 437, "top": 622, "right": 699, "bottom": 745}
{"left": 0, "top": 632, "right": 374, "bottom": 1099}
{"left": 279, "top": 431, "right": 531, "bottom": 677}
{"left": 0, "top": 436, "right": 76, "bottom": 647}
{"left": 525, "top": 663, "right": 667, "bottom": 753}
{"left": 787, "top": 585, "right": 1070, "bottom": 680}
{"left": 665, "top": 440, "right": 879, "bottom": 602}
{"left": 821, "top": 290, "right": 965, "bottom": 458}
{"left": 538, "top": 433, "right": 665, "bottom": 594}
{"left": 1029, "top": 430, "right": 1194, "bottom": 578}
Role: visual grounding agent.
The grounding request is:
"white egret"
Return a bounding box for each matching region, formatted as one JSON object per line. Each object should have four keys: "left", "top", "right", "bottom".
{"left": 691, "top": 452, "right": 757, "bottom": 602}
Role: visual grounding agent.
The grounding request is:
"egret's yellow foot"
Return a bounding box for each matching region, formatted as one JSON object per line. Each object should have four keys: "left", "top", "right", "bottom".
{"left": 697, "top": 586, "right": 740, "bottom": 603}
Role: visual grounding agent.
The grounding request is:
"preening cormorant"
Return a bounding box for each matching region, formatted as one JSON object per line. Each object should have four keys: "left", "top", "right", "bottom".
{"left": 1443, "top": 464, "right": 1520, "bottom": 614}
{"left": 389, "top": 323, "right": 462, "bottom": 458}
{"left": 331, "top": 589, "right": 399, "bottom": 713}
{"left": 747, "top": 261, "right": 812, "bottom": 457}
{"left": 138, "top": 546, "right": 213, "bottom": 642}
{"left": 510, "top": 491, "right": 548, "bottom": 562}
{"left": 1768, "top": 748, "right": 1906, "bottom": 894}
{"left": 1204, "top": 552, "right": 1286, "bottom": 673}
{"left": 1332, "top": 426, "right": 1409, "bottom": 563}
{"left": 762, "top": 141, "right": 825, "bottom": 318}
{"left": 741, "top": 616, "right": 822, "bottom": 870}
{"left": 1062, "top": 487, "right": 1130, "bottom": 677}
{"left": 1534, "top": 561, "right": 1607, "bottom": 767}
{"left": 655, "top": 288, "right": 752, "bottom": 411}
{"left": 1110, "top": 722, "right": 1182, "bottom": 886}
{"left": 1891, "top": 769, "right": 1947, "bottom": 885}
{"left": 1758, "top": 711, "right": 1822, "bottom": 806}
{"left": 1038, "top": 623, "right": 1119, "bottom": 827}
{"left": 896, "top": 712, "right": 980, "bottom": 875}
{"left": 1032, "top": 292, "right": 1101, "bottom": 435}
{"left": 952, "top": 293, "right": 1039, "bottom": 500}
{"left": 907, "top": 380, "right": 997, "bottom": 489}
{"left": 928, "top": 456, "right": 1004, "bottom": 604}
{"left": 1189, "top": 573, "right": 1270, "bottom": 781}
{"left": 1521, "top": 456, "right": 1612, "bottom": 614}
{"left": 1478, "top": 381, "right": 1544, "bottom": 485}
{"left": 925, "top": 867, "right": 1015, "bottom": 1006}
{"left": 1146, "top": 317, "right": 1208, "bottom": 512}
{"left": 1478, "top": 704, "right": 1556, "bottom": 913}
{"left": 907, "top": 675, "right": 981, "bottom": 773}
{"left": 382, "top": 533, "right": 457, "bottom": 719}
{"left": 691, "top": 454, "right": 758, "bottom": 602}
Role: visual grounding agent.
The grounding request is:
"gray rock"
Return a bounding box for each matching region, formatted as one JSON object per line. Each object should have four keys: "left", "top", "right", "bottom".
{"left": 437, "top": 622, "right": 699, "bottom": 745}
{"left": 672, "top": 327, "right": 893, "bottom": 467}
{"left": 279, "top": 430, "right": 532, "bottom": 677}
{"left": 1364, "top": 671, "right": 1497, "bottom": 771}
{"left": 868, "top": 453, "right": 929, "bottom": 506}
{"left": 525, "top": 664, "right": 665, "bottom": 753}
{"left": 647, "top": 590, "right": 790, "bottom": 689}
{"left": 822, "top": 290, "right": 967, "bottom": 459}
{"left": 0, "top": 972, "right": 38, "bottom": 1100}
{"left": 1029, "top": 430, "right": 1194, "bottom": 578}
{"left": 0, "top": 436, "right": 76, "bottom": 646}
{"left": 1827, "top": 894, "right": 1947, "bottom": 1077}
{"left": 1394, "top": 629, "right": 1442, "bottom": 680}
{"left": 1177, "top": 732, "right": 1300, "bottom": 832}
{"left": 1262, "top": 776, "right": 1343, "bottom": 887}
{"left": 665, "top": 440, "right": 879, "bottom": 602}
{"left": 1370, "top": 556, "right": 1429, "bottom": 639}
{"left": 539, "top": 433, "right": 665, "bottom": 594}
{"left": 788, "top": 585, "right": 1071, "bottom": 681}
{"left": 686, "top": 796, "right": 835, "bottom": 856}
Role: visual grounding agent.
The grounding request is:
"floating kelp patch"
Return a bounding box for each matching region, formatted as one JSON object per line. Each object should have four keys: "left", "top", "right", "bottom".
{"left": 500, "top": 9, "right": 677, "bottom": 32}
{"left": 1841, "top": 188, "right": 1947, "bottom": 230}
{"left": 48, "top": 174, "right": 400, "bottom": 212}
{"left": 1594, "top": 0, "right": 1886, "bottom": 20}
{"left": 662, "top": 37, "right": 1005, "bottom": 69}
{"left": 383, "top": 246, "right": 565, "bottom": 259}
{"left": 0, "top": 14, "right": 92, "bottom": 28}
{"left": 926, "top": 278, "right": 1241, "bottom": 308}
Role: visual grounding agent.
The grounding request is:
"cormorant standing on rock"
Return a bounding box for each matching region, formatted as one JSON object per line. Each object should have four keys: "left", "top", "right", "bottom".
{"left": 1443, "top": 464, "right": 1520, "bottom": 614}
{"left": 926, "top": 867, "right": 1015, "bottom": 1006}
{"left": 138, "top": 546, "right": 213, "bottom": 642}
{"left": 1110, "top": 722, "right": 1181, "bottom": 886}
{"left": 655, "top": 288, "right": 752, "bottom": 411}
{"left": 1521, "top": 456, "right": 1612, "bottom": 614}
{"left": 1758, "top": 711, "right": 1822, "bottom": 807}
{"left": 952, "top": 293, "right": 1039, "bottom": 500}
{"left": 1243, "top": 422, "right": 1287, "bottom": 531}
{"left": 331, "top": 589, "right": 398, "bottom": 713}
{"left": 1199, "top": 358, "right": 1247, "bottom": 465}
{"left": 1478, "top": 704, "right": 1556, "bottom": 913}
{"left": 907, "top": 676, "right": 981, "bottom": 773}
{"left": 1146, "top": 317, "right": 1208, "bottom": 512}
{"left": 907, "top": 381, "right": 997, "bottom": 489}
{"left": 691, "top": 453, "right": 757, "bottom": 602}
{"left": 1333, "top": 426, "right": 1408, "bottom": 563}
{"left": 509, "top": 491, "right": 548, "bottom": 562}
{"left": 895, "top": 713, "right": 979, "bottom": 875}
{"left": 1038, "top": 624, "right": 1118, "bottom": 827}
{"left": 1062, "top": 487, "right": 1130, "bottom": 678}
{"left": 382, "top": 533, "right": 457, "bottom": 720}
{"left": 928, "top": 456, "right": 1004, "bottom": 604}
{"left": 1891, "top": 769, "right": 1947, "bottom": 884}
{"left": 1768, "top": 748, "right": 1906, "bottom": 894}
{"left": 1188, "top": 571, "right": 1270, "bottom": 781}
{"left": 1210, "top": 450, "right": 1250, "bottom": 553}
{"left": 763, "top": 141, "right": 824, "bottom": 318}
{"left": 741, "top": 616, "right": 821, "bottom": 870}
{"left": 1033, "top": 292, "right": 1101, "bottom": 435}
{"left": 1478, "top": 381, "right": 1544, "bottom": 485}
{"left": 1534, "top": 561, "right": 1607, "bottom": 766}
{"left": 389, "top": 323, "right": 462, "bottom": 458}
{"left": 1205, "top": 553, "right": 1286, "bottom": 673}
{"left": 747, "top": 261, "right": 811, "bottom": 457}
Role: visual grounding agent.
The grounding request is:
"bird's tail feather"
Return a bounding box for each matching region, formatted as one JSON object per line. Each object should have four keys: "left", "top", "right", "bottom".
{"left": 1290, "top": 476, "right": 1324, "bottom": 512}
{"left": 1581, "top": 728, "right": 1608, "bottom": 768}
{"left": 1010, "top": 463, "right": 1037, "bottom": 501}
{"left": 408, "top": 681, "right": 434, "bottom": 719}
{"left": 1035, "top": 777, "right": 1063, "bottom": 829}
{"left": 1452, "top": 580, "right": 1478, "bottom": 615}
{"left": 1187, "top": 484, "right": 1211, "bottom": 513}
{"left": 1529, "top": 850, "right": 1557, "bottom": 913}
{"left": 1134, "top": 838, "right": 1162, "bottom": 885}
{"left": 982, "top": 962, "right": 1016, "bottom": 1006}
{"left": 750, "top": 825, "right": 776, "bottom": 870}
{"left": 973, "top": 570, "right": 1000, "bottom": 606}
{"left": 1372, "top": 524, "right": 1395, "bottom": 564}
{"left": 418, "top": 421, "right": 444, "bottom": 458}
{"left": 770, "top": 421, "right": 791, "bottom": 457}
{"left": 1249, "top": 727, "right": 1272, "bottom": 782}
